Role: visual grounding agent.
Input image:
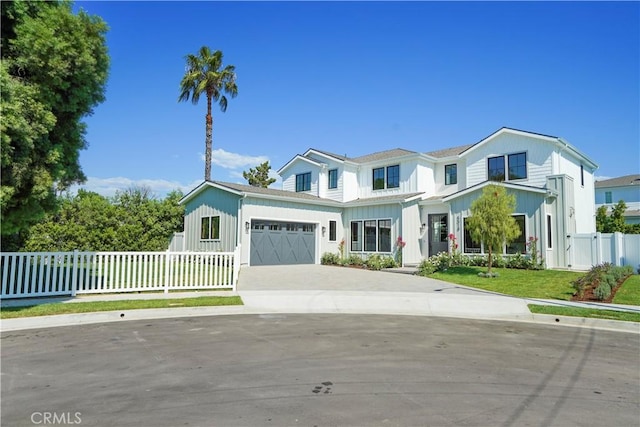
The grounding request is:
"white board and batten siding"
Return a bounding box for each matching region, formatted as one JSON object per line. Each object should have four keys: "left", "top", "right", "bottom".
{"left": 183, "top": 186, "right": 240, "bottom": 252}
{"left": 240, "top": 197, "right": 343, "bottom": 265}
{"left": 281, "top": 161, "right": 320, "bottom": 196}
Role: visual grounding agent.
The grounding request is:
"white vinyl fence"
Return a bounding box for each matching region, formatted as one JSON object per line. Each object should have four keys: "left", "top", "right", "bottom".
{"left": 1, "top": 248, "right": 240, "bottom": 299}
{"left": 567, "top": 233, "right": 640, "bottom": 271}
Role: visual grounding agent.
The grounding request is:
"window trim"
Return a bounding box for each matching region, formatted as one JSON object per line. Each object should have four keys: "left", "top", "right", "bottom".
{"left": 386, "top": 165, "right": 400, "bottom": 189}
{"left": 445, "top": 163, "right": 457, "bottom": 185}
{"left": 295, "top": 172, "right": 312, "bottom": 192}
{"left": 507, "top": 152, "right": 527, "bottom": 180}
{"left": 350, "top": 218, "right": 393, "bottom": 253}
{"left": 487, "top": 155, "right": 506, "bottom": 182}
{"left": 328, "top": 169, "right": 338, "bottom": 189}
{"left": 200, "top": 215, "right": 220, "bottom": 241}
{"left": 372, "top": 167, "right": 385, "bottom": 190}
{"left": 329, "top": 220, "right": 337, "bottom": 242}
{"left": 546, "top": 214, "right": 552, "bottom": 249}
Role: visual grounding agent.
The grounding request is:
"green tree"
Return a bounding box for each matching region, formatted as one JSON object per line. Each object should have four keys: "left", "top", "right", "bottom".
{"left": 1, "top": 1, "right": 109, "bottom": 239}
{"left": 466, "top": 184, "right": 521, "bottom": 274}
{"left": 179, "top": 46, "right": 238, "bottom": 181}
{"left": 610, "top": 200, "right": 627, "bottom": 233}
{"left": 243, "top": 161, "right": 276, "bottom": 188}
{"left": 595, "top": 205, "right": 610, "bottom": 232}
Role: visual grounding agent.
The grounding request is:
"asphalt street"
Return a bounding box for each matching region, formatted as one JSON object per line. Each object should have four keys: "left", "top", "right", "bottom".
{"left": 2, "top": 314, "right": 639, "bottom": 427}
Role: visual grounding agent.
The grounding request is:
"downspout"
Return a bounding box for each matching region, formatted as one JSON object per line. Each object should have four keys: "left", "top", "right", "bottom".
{"left": 236, "top": 194, "right": 247, "bottom": 248}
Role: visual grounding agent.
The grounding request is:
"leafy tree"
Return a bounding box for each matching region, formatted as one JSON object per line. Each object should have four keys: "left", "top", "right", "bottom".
{"left": 466, "top": 184, "right": 521, "bottom": 275}
{"left": 1, "top": 1, "right": 109, "bottom": 238}
{"left": 243, "top": 161, "right": 276, "bottom": 188}
{"left": 179, "top": 46, "right": 237, "bottom": 181}
{"left": 610, "top": 200, "right": 627, "bottom": 233}
{"left": 595, "top": 205, "right": 610, "bottom": 232}
{"left": 22, "top": 188, "right": 185, "bottom": 252}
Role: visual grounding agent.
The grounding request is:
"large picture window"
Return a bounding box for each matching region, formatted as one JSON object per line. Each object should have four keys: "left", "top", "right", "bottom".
{"left": 200, "top": 216, "right": 220, "bottom": 240}
{"left": 295, "top": 172, "right": 311, "bottom": 192}
{"left": 445, "top": 164, "right": 457, "bottom": 185}
{"left": 328, "top": 169, "right": 338, "bottom": 189}
{"left": 350, "top": 219, "right": 392, "bottom": 253}
{"left": 487, "top": 156, "right": 505, "bottom": 181}
{"left": 506, "top": 215, "right": 526, "bottom": 254}
{"left": 507, "top": 153, "right": 527, "bottom": 180}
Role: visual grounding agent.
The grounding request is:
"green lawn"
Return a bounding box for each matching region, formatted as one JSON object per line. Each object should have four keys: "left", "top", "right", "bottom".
{"left": 528, "top": 305, "right": 640, "bottom": 323}
{"left": 612, "top": 274, "right": 640, "bottom": 305}
{"left": 428, "top": 266, "right": 580, "bottom": 300}
{"left": 0, "top": 296, "right": 243, "bottom": 319}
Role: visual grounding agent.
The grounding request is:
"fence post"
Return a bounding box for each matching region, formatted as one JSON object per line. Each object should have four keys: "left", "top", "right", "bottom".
{"left": 71, "top": 250, "right": 79, "bottom": 297}
{"left": 614, "top": 232, "right": 623, "bottom": 266}
{"left": 164, "top": 252, "right": 171, "bottom": 294}
{"left": 232, "top": 245, "right": 240, "bottom": 291}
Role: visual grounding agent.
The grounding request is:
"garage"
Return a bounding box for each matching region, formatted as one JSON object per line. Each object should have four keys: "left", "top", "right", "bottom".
{"left": 249, "top": 220, "right": 316, "bottom": 266}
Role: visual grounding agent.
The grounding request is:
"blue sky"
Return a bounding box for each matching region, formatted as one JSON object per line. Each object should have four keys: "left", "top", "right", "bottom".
{"left": 72, "top": 1, "right": 639, "bottom": 197}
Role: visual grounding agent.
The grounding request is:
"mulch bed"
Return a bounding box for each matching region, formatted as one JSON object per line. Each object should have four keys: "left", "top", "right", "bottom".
{"left": 571, "top": 280, "right": 625, "bottom": 304}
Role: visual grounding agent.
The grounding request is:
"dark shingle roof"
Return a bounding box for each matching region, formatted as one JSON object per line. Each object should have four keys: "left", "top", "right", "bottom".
{"left": 345, "top": 192, "right": 424, "bottom": 205}
{"left": 595, "top": 174, "right": 640, "bottom": 188}
{"left": 349, "top": 148, "right": 417, "bottom": 164}
{"left": 425, "top": 144, "right": 475, "bottom": 158}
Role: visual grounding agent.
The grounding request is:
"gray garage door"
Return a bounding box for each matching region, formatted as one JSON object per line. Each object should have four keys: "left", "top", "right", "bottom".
{"left": 250, "top": 220, "right": 316, "bottom": 266}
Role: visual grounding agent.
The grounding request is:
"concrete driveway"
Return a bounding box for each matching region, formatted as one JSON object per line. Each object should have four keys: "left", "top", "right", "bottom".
{"left": 237, "top": 264, "right": 485, "bottom": 294}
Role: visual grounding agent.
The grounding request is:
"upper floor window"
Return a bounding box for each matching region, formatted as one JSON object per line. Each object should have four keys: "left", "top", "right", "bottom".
{"left": 488, "top": 156, "right": 505, "bottom": 181}
{"left": 445, "top": 164, "right": 457, "bottom": 185}
{"left": 507, "top": 153, "right": 527, "bottom": 180}
{"left": 605, "top": 191, "right": 612, "bottom": 204}
{"left": 328, "top": 169, "right": 338, "bottom": 189}
{"left": 295, "top": 172, "right": 311, "bottom": 192}
{"left": 373, "top": 165, "right": 400, "bottom": 190}
{"left": 201, "top": 216, "right": 220, "bottom": 240}
{"left": 488, "top": 153, "right": 527, "bottom": 181}
{"left": 580, "top": 165, "right": 584, "bottom": 186}
{"left": 373, "top": 168, "right": 385, "bottom": 190}
{"left": 386, "top": 165, "right": 400, "bottom": 188}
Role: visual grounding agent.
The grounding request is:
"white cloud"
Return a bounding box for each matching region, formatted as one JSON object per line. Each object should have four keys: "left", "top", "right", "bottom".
{"left": 199, "top": 148, "right": 269, "bottom": 170}
{"left": 69, "top": 177, "right": 200, "bottom": 198}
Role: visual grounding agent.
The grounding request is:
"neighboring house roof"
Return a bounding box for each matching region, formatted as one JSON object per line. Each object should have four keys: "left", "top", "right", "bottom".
{"left": 349, "top": 148, "right": 418, "bottom": 164}
{"left": 442, "top": 180, "right": 549, "bottom": 202}
{"left": 180, "top": 180, "right": 341, "bottom": 206}
{"left": 595, "top": 174, "right": 640, "bottom": 189}
{"left": 624, "top": 209, "right": 640, "bottom": 218}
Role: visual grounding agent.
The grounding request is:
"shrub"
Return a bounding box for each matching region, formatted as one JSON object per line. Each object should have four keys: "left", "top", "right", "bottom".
{"left": 594, "top": 282, "right": 612, "bottom": 300}
{"left": 347, "top": 254, "right": 364, "bottom": 266}
{"left": 321, "top": 252, "right": 339, "bottom": 265}
{"left": 381, "top": 256, "right": 398, "bottom": 269}
{"left": 365, "top": 254, "right": 383, "bottom": 271}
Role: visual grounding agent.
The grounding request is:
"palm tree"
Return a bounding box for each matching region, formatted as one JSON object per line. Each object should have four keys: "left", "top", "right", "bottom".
{"left": 179, "top": 46, "right": 238, "bottom": 181}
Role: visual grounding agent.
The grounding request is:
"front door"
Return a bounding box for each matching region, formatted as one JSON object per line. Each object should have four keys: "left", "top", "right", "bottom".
{"left": 428, "top": 214, "right": 448, "bottom": 257}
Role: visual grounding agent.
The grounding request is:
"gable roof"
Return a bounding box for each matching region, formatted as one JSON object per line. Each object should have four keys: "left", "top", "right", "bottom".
{"left": 180, "top": 180, "right": 341, "bottom": 206}
{"left": 595, "top": 174, "right": 640, "bottom": 189}
{"left": 442, "top": 180, "right": 549, "bottom": 202}
{"left": 425, "top": 144, "right": 474, "bottom": 159}
{"left": 304, "top": 148, "right": 349, "bottom": 162}
{"left": 349, "top": 148, "right": 418, "bottom": 164}
{"left": 344, "top": 192, "right": 425, "bottom": 206}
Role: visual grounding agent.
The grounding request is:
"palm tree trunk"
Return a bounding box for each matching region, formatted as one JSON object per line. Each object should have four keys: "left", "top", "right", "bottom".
{"left": 204, "top": 94, "right": 213, "bottom": 181}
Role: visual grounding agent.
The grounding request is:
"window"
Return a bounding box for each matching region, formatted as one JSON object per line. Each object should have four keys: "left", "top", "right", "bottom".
{"left": 295, "top": 172, "right": 311, "bottom": 192}
{"left": 351, "top": 219, "right": 392, "bottom": 252}
{"left": 605, "top": 191, "right": 612, "bottom": 204}
{"left": 506, "top": 215, "right": 526, "bottom": 254}
{"left": 546, "top": 214, "right": 552, "bottom": 249}
{"left": 378, "top": 220, "right": 392, "bottom": 252}
{"left": 487, "top": 156, "right": 505, "bottom": 181}
{"left": 329, "top": 220, "right": 337, "bottom": 241}
{"left": 200, "top": 216, "right": 220, "bottom": 240}
{"left": 351, "top": 221, "right": 362, "bottom": 251}
{"left": 328, "top": 169, "right": 338, "bottom": 189}
{"left": 463, "top": 218, "right": 481, "bottom": 253}
{"left": 445, "top": 164, "right": 457, "bottom": 185}
{"left": 386, "top": 165, "right": 400, "bottom": 188}
{"left": 373, "top": 165, "right": 400, "bottom": 190}
{"left": 373, "top": 168, "right": 385, "bottom": 190}
{"left": 580, "top": 165, "right": 584, "bottom": 186}
{"left": 507, "top": 153, "right": 527, "bottom": 180}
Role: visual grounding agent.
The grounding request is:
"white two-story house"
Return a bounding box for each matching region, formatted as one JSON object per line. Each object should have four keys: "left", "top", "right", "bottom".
{"left": 179, "top": 127, "right": 598, "bottom": 268}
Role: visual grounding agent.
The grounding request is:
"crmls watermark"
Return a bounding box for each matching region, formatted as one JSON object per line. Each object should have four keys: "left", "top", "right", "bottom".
{"left": 30, "top": 412, "right": 82, "bottom": 425}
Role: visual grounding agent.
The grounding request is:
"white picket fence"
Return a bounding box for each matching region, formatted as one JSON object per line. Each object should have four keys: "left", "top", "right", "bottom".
{"left": 0, "top": 248, "right": 240, "bottom": 299}
{"left": 567, "top": 233, "right": 640, "bottom": 271}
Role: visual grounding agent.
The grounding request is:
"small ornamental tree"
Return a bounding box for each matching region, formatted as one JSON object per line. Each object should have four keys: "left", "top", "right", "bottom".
{"left": 243, "top": 161, "right": 276, "bottom": 188}
{"left": 466, "top": 184, "right": 521, "bottom": 275}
